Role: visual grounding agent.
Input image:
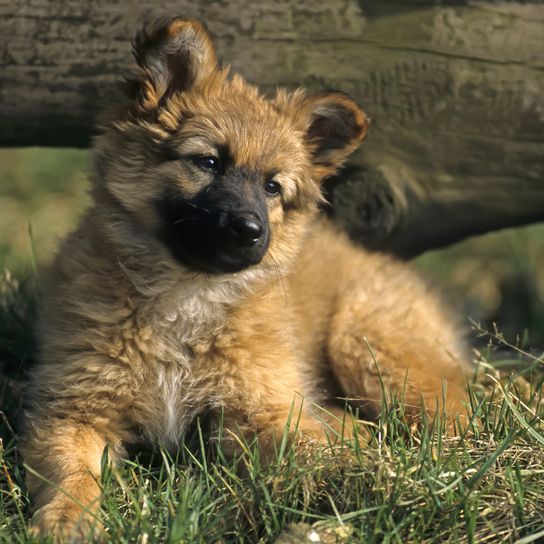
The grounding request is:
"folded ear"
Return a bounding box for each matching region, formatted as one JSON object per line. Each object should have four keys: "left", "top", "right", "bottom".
{"left": 124, "top": 17, "right": 218, "bottom": 112}
{"left": 276, "top": 90, "right": 370, "bottom": 180}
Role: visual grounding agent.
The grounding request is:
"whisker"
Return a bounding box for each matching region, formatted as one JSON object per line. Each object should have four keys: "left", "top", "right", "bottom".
{"left": 172, "top": 216, "right": 208, "bottom": 225}
{"left": 172, "top": 217, "right": 192, "bottom": 225}
{"left": 270, "top": 254, "right": 289, "bottom": 303}
{"left": 181, "top": 201, "right": 212, "bottom": 215}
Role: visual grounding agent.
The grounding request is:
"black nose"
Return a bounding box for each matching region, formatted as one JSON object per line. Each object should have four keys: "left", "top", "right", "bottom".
{"left": 228, "top": 214, "right": 263, "bottom": 247}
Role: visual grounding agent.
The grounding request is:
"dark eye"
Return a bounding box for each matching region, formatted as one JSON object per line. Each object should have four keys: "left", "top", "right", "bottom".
{"left": 192, "top": 156, "right": 220, "bottom": 172}
{"left": 264, "top": 180, "right": 281, "bottom": 196}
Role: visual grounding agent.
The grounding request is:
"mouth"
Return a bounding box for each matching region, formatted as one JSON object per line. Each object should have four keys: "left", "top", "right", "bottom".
{"left": 170, "top": 237, "right": 268, "bottom": 274}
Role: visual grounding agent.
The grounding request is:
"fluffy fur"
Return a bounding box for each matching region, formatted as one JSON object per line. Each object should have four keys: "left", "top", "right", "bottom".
{"left": 22, "top": 17, "right": 468, "bottom": 538}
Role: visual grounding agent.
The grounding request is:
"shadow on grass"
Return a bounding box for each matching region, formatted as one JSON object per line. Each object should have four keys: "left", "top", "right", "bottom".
{"left": 0, "top": 270, "right": 38, "bottom": 437}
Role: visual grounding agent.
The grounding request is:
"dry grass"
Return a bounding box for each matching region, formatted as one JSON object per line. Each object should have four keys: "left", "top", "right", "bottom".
{"left": 1, "top": 270, "right": 543, "bottom": 543}
{"left": 1, "top": 148, "right": 543, "bottom": 542}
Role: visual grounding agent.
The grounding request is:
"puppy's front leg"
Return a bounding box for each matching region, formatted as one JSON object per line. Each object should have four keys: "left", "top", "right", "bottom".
{"left": 218, "top": 400, "right": 329, "bottom": 465}
{"left": 207, "top": 345, "right": 335, "bottom": 462}
{"left": 23, "top": 421, "right": 117, "bottom": 539}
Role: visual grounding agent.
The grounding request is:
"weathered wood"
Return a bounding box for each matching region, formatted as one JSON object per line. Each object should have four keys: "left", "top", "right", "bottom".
{"left": 1, "top": 1, "right": 543, "bottom": 254}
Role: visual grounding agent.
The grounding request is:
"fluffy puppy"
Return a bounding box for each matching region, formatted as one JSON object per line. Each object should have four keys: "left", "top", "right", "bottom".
{"left": 22, "top": 17, "right": 468, "bottom": 538}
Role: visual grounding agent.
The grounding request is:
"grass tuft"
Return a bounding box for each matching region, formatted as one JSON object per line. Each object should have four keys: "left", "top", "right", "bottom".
{"left": 0, "top": 271, "right": 543, "bottom": 543}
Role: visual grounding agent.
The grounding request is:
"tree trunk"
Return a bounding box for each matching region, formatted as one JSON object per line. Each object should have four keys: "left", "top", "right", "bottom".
{"left": 1, "top": 1, "right": 543, "bottom": 255}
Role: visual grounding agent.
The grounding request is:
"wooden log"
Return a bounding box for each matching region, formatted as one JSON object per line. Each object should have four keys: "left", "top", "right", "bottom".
{"left": 1, "top": 1, "right": 543, "bottom": 254}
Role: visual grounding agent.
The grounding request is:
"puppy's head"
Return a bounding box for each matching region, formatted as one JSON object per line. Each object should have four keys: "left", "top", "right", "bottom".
{"left": 93, "top": 17, "right": 369, "bottom": 275}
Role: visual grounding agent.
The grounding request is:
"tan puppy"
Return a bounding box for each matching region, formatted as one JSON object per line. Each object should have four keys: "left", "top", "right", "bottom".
{"left": 22, "top": 17, "right": 468, "bottom": 538}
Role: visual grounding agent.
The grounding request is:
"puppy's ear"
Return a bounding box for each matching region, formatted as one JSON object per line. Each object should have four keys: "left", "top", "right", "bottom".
{"left": 277, "top": 90, "right": 370, "bottom": 180}
{"left": 125, "top": 17, "right": 218, "bottom": 112}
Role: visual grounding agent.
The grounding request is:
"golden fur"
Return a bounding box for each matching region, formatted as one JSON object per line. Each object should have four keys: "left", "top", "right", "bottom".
{"left": 22, "top": 17, "right": 468, "bottom": 538}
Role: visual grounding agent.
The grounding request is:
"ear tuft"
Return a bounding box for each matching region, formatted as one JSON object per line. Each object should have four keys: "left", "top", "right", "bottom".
{"left": 125, "top": 17, "right": 218, "bottom": 112}
{"left": 307, "top": 93, "right": 369, "bottom": 158}
{"left": 276, "top": 90, "right": 369, "bottom": 180}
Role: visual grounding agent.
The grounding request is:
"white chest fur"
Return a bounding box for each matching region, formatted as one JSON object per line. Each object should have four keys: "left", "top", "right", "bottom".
{"left": 149, "top": 363, "right": 194, "bottom": 449}
{"left": 137, "top": 269, "right": 263, "bottom": 449}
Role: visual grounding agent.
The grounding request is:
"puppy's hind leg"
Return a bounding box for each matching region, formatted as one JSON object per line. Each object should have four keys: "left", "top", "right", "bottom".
{"left": 326, "top": 270, "right": 469, "bottom": 429}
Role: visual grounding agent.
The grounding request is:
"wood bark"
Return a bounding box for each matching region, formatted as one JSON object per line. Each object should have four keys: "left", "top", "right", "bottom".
{"left": 1, "top": 1, "right": 543, "bottom": 255}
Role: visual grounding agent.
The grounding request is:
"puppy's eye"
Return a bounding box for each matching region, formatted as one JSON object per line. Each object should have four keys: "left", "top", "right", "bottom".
{"left": 192, "top": 156, "right": 220, "bottom": 172}
{"left": 264, "top": 180, "right": 281, "bottom": 196}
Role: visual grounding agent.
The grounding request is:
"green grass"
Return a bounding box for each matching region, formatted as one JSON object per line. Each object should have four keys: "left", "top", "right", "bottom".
{"left": 418, "top": 224, "right": 544, "bottom": 348}
{"left": 1, "top": 271, "right": 544, "bottom": 543}
{"left": 0, "top": 148, "right": 88, "bottom": 273}
{"left": 1, "top": 148, "right": 544, "bottom": 541}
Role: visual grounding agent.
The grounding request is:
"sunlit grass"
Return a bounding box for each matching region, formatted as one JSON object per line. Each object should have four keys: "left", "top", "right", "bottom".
{"left": 0, "top": 148, "right": 88, "bottom": 272}
{"left": 1, "top": 148, "right": 543, "bottom": 541}
{"left": 0, "top": 271, "right": 543, "bottom": 543}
